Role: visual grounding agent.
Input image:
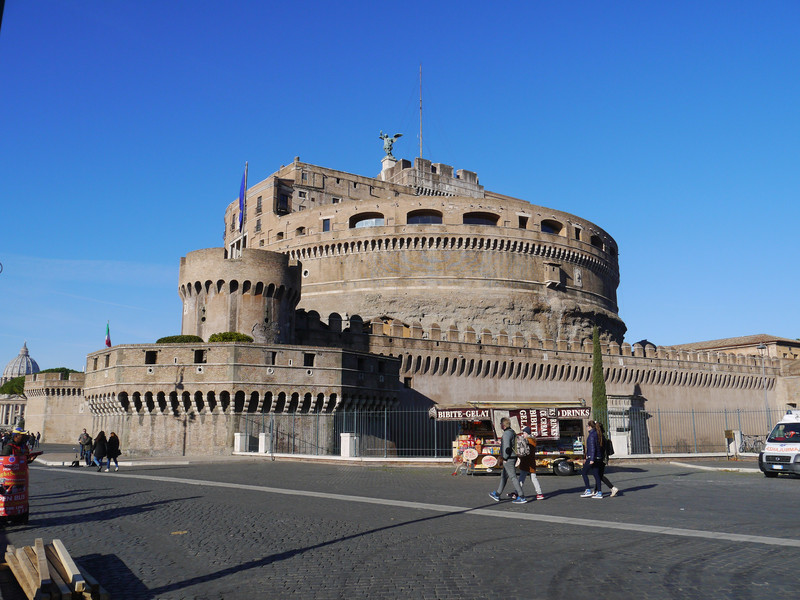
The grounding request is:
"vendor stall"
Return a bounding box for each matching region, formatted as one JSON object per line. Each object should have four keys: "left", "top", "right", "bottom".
{"left": 432, "top": 405, "right": 592, "bottom": 475}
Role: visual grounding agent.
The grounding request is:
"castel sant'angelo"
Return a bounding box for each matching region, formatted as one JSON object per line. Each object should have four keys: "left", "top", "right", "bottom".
{"left": 23, "top": 143, "right": 800, "bottom": 455}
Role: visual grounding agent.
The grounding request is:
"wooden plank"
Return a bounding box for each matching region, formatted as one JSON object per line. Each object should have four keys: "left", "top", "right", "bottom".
{"left": 34, "top": 540, "right": 50, "bottom": 590}
{"left": 49, "top": 541, "right": 84, "bottom": 593}
{"left": 43, "top": 547, "right": 70, "bottom": 592}
{"left": 16, "top": 547, "right": 47, "bottom": 599}
{"left": 5, "top": 550, "right": 36, "bottom": 600}
{"left": 24, "top": 545, "right": 51, "bottom": 592}
{"left": 76, "top": 565, "right": 109, "bottom": 600}
{"left": 45, "top": 555, "right": 71, "bottom": 600}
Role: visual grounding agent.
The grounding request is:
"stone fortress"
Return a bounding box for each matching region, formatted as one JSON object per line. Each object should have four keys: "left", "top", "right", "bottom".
{"left": 22, "top": 150, "right": 800, "bottom": 456}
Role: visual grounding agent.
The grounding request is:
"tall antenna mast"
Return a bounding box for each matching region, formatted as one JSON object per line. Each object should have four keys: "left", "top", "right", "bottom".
{"left": 419, "top": 63, "right": 423, "bottom": 158}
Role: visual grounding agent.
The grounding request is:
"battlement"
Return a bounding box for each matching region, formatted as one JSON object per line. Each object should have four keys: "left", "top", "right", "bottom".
{"left": 25, "top": 372, "right": 85, "bottom": 385}
{"left": 381, "top": 157, "right": 484, "bottom": 198}
{"left": 295, "top": 311, "right": 783, "bottom": 370}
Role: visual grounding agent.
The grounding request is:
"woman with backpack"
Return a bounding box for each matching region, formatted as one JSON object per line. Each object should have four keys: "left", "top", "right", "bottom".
{"left": 580, "top": 420, "right": 604, "bottom": 499}
{"left": 517, "top": 427, "right": 544, "bottom": 500}
{"left": 597, "top": 422, "right": 620, "bottom": 497}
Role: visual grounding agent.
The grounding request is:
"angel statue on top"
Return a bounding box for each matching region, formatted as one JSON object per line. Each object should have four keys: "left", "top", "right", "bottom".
{"left": 379, "top": 131, "right": 403, "bottom": 159}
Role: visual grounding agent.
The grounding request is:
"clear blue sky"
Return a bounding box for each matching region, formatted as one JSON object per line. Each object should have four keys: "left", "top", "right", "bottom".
{"left": 1, "top": 1, "right": 798, "bottom": 371}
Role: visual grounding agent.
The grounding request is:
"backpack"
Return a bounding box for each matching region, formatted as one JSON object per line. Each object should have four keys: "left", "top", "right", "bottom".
{"left": 515, "top": 434, "right": 531, "bottom": 457}
{"left": 605, "top": 436, "right": 615, "bottom": 457}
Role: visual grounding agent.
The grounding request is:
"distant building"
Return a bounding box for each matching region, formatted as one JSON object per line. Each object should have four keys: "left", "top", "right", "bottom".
{"left": 1, "top": 342, "right": 39, "bottom": 427}
{"left": 24, "top": 154, "right": 800, "bottom": 454}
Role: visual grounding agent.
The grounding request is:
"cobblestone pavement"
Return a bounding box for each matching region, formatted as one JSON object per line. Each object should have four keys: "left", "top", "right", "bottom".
{"left": 1, "top": 459, "right": 798, "bottom": 599}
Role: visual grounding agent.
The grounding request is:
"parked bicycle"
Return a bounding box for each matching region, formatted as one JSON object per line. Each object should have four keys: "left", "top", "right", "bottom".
{"left": 739, "top": 434, "right": 764, "bottom": 454}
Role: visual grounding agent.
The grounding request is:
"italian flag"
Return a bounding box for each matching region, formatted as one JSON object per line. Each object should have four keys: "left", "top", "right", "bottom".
{"left": 105, "top": 322, "right": 111, "bottom": 347}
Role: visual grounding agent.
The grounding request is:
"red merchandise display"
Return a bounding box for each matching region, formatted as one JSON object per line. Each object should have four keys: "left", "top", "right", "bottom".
{"left": 0, "top": 447, "right": 41, "bottom": 526}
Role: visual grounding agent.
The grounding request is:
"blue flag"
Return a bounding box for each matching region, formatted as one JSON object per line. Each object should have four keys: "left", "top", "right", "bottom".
{"left": 237, "top": 165, "right": 247, "bottom": 232}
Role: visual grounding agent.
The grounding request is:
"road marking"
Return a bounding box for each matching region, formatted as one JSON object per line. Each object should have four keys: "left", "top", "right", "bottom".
{"left": 35, "top": 467, "right": 800, "bottom": 548}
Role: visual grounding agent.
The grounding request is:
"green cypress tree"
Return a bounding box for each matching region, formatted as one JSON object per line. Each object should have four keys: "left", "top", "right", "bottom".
{"left": 591, "top": 325, "right": 608, "bottom": 427}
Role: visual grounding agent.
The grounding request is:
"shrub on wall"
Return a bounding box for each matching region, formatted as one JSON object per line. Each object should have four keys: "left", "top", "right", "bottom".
{"left": 208, "top": 332, "right": 254, "bottom": 343}
{"left": 156, "top": 335, "right": 204, "bottom": 344}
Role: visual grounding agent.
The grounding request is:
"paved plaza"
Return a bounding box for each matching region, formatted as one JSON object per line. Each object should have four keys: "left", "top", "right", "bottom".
{"left": 1, "top": 453, "right": 799, "bottom": 599}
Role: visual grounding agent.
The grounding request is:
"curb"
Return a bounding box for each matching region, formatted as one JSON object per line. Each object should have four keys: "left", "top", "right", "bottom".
{"left": 669, "top": 461, "right": 761, "bottom": 474}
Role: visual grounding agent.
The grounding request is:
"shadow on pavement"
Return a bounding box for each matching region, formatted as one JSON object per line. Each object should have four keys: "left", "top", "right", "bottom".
{"left": 16, "top": 496, "right": 201, "bottom": 530}
{"left": 79, "top": 553, "right": 151, "bottom": 600}
{"left": 145, "top": 504, "right": 495, "bottom": 597}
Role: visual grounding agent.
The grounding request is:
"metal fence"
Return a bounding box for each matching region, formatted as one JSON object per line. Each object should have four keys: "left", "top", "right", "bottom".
{"left": 238, "top": 407, "right": 783, "bottom": 457}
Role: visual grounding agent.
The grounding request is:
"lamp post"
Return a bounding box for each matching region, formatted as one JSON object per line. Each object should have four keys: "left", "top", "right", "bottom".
{"left": 757, "top": 343, "right": 769, "bottom": 425}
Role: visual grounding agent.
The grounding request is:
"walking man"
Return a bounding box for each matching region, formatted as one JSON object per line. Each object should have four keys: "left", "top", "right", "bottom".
{"left": 489, "top": 417, "right": 528, "bottom": 504}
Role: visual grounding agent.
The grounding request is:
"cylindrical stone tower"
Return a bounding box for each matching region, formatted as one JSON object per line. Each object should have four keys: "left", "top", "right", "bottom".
{"left": 178, "top": 248, "right": 302, "bottom": 343}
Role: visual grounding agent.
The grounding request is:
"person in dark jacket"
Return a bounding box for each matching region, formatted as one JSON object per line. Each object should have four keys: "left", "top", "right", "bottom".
{"left": 78, "top": 429, "right": 93, "bottom": 465}
{"left": 488, "top": 417, "right": 528, "bottom": 504}
{"left": 597, "top": 422, "right": 620, "bottom": 497}
{"left": 580, "top": 420, "right": 604, "bottom": 498}
{"left": 106, "top": 432, "right": 121, "bottom": 472}
{"left": 91, "top": 431, "right": 108, "bottom": 472}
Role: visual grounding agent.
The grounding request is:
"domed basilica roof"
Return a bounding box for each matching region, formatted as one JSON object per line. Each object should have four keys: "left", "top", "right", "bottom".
{"left": 3, "top": 342, "right": 40, "bottom": 381}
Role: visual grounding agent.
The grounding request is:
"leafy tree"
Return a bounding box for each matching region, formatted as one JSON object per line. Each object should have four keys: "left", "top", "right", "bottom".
{"left": 208, "top": 332, "right": 254, "bottom": 343}
{"left": 0, "top": 376, "right": 25, "bottom": 396}
{"left": 591, "top": 325, "right": 608, "bottom": 427}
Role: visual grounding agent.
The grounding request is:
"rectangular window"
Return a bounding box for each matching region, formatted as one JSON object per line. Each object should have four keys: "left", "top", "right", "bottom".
{"left": 518, "top": 216, "right": 528, "bottom": 229}
{"left": 256, "top": 196, "right": 262, "bottom": 214}
{"left": 145, "top": 351, "right": 158, "bottom": 365}
{"left": 194, "top": 349, "right": 207, "bottom": 364}
{"left": 104, "top": 355, "right": 110, "bottom": 368}
{"left": 299, "top": 191, "right": 307, "bottom": 198}
{"left": 322, "top": 218, "right": 331, "bottom": 232}
{"left": 404, "top": 377, "right": 412, "bottom": 389}
{"left": 255, "top": 219, "right": 261, "bottom": 232}
{"left": 332, "top": 197, "right": 340, "bottom": 204}
{"left": 303, "top": 353, "right": 315, "bottom": 367}
{"left": 267, "top": 351, "right": 277, "bottom": 365}
{"left": 301, "top": 172, "right": 308, "bottom": 182}
{"left": 93, "top": 357, "right": 98, "bottom": 371}
{"left": 574, "top": 228, "right": 582, "bottom": 241}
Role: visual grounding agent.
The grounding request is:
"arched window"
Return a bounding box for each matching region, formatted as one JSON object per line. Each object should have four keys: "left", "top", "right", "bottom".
{"left": 541, "top": 219, "right": 563, "bottom": 235}
{"left": 350, "top": 212, "right": 385, "bottom": 228}
{"left": 407, "top": 210, "right": 443, "bottom": 225}
{"left": 463, "top": 212, "right": 499, "bottom": 226}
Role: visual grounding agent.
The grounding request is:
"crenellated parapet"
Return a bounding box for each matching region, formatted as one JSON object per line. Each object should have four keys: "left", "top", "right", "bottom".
{"left": 179, "top": 248, "right": 302, "bottom": 344}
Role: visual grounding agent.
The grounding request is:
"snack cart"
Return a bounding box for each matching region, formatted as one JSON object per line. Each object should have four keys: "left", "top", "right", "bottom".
{"left": 432, "top": 405, "right": 592, "bottom": 475}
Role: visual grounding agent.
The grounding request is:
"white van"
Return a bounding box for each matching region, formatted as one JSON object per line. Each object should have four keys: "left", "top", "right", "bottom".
{"left": 759, "top": 409, "right": 800, "bottom": 477}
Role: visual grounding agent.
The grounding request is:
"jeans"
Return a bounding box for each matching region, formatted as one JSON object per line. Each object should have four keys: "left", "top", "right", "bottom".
{"left": 581, "top": 460, "right": 601, "bottom": 491}
{"left": 519, "top": 471, "right": 542, "bottom": 495}
{"left": 496, "top": 459, "right": 524, "bottom": 497}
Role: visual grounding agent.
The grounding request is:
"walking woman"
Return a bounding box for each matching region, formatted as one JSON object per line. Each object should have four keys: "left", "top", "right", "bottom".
{"left": 517, "top": 427, "right": 545, "bottom": 500}
{"left": 580, "top": 420, "right": 603, "bottom": 499}
{"left": 91, "top": 431, "right": 108, "bottom": 472}
{"left": 106, "top": 432, "right": 121, "bottom": 472}
{"left": 597, "top": 422, "right": 620, "bottom": 497}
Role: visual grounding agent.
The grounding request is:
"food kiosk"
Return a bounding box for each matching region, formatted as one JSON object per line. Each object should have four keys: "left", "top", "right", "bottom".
{"left": 432, "top": 405, "right": 592, "bottom": 475}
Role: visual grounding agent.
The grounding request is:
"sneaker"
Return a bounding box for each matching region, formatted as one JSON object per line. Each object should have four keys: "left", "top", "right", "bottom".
{"left": 489, "top": 491, "right": 501, "bottom": 502}
{"left": 610, "top": 487, "right": 619, "bottom": 497}
{"left": 512, "top": 496, "right": 529, "bottom": 504}
{"left": 104, "top": 468, "right": 109, "bottom": 472}
{"left": 96, "top": 466, "right": 102, "bottom": 472}
{"left": 580, "top": 489, "right": 593, "bottom": 498}
{"left": 536, "top": 494, "right": 544, "bottom": 501}
{"left": 593, "top": 491, "right": 603, "bottom": 499}
{"left": 114, "top": 467, "right": 119, "bottom": 472}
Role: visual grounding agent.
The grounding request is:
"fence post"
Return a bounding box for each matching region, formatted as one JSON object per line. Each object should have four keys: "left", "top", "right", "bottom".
{"left": 384, "top": 406, "right": 388, "bottom": 458}
{"left": 270, "top": 412, "right": 275, "bottom": 455}
{"left": 658, "top": 408, "right": 663, "bottom": 454}
{"left": 692, "top": 408, "right": 697, "bottom": 453}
